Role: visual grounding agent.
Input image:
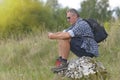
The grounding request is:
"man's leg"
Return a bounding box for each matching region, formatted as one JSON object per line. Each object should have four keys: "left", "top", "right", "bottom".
{"left": 51, "top": 39, "right": 70, "bottom": 72}
{"left": 58, "top": 39, "right": 70, "bottom": 59}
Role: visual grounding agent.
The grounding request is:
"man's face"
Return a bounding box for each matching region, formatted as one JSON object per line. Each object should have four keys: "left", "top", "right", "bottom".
{"left": 66, "top": 12, "right": 78, "bottom": 25}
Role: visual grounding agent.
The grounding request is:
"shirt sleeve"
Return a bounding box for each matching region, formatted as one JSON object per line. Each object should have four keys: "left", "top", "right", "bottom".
{"left": 62, "top": 29, "right": 66, "bottom": 32}
{"left": 68, "top": 30, "right": 75, "bottom": 37}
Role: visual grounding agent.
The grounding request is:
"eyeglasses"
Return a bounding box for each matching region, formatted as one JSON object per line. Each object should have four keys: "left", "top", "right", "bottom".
{"left": 67, "top": 17, "right": 71, "bottom": 19}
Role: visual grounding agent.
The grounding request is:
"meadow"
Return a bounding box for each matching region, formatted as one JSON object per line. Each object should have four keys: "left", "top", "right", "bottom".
{"left": 0, "top": 21, "right": 120, "bottom": 80}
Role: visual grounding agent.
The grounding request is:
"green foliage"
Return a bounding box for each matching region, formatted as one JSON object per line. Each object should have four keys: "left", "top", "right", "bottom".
{"left": 80, "top": 0, "right": 112, "bottom": 22}
{"left": 51, "top": 8, "right": 70, "bottom": 31}
{"left": 97, "top": 21, "right": 120, "bottom": 80}
{"left": 0, "top": 21, "right": 120, "bottom": 80}
{"left": 0, "top": 0, "right": 69, "bottom": 38}
{"left": 0, "top": 32, "right": 56, "bottom": 80}
{"left": 114, "top": 7, "right": 120, "bottom": 19}
{"left": 0, "top": 0, "right": 53, "bottom": 38}
{"left": 0, "top": 0, "right": 120, "bottom": 80}
{"left": 45, "top": 0, "right": 69, "bottom": 31}
{"left": 80, "top": 0, "right": 97, "bottom": 18}
{"left": 46, "top": 0, "right": 60, "bottom": 9}
{"left": 0, "top": 0, "right": 119, "bottom": 40}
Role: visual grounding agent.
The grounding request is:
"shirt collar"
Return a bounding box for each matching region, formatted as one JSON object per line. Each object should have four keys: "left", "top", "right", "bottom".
{"left": 76, "top": 18, "right": 83, "bottom": 23}
{"left": 71, "top": 18, "right": 82, "bottom": 26}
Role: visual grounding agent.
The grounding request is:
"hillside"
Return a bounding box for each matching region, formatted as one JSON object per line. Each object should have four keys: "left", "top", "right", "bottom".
{"left": 0, "top": 21, "right": 120, "bottom": 80}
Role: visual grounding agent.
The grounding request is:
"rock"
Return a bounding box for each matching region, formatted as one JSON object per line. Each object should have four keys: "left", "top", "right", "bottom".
{"left": 56, "top": 56, "right": 107, "bottom": 79}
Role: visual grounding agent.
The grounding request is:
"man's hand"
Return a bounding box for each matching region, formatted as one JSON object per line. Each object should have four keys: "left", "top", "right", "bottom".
{"left": 48, "top": 32, "right": 54, "bottom": 39}
{"left": 48, "top": 32, "right": 71, "bottom": 40}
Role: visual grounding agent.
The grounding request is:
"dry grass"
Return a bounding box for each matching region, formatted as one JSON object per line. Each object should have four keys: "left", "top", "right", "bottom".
{"left": 0, "top": 21, "right": 120, "bottom": 80}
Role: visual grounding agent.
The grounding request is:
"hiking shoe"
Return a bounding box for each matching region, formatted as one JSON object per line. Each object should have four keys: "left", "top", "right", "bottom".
{"left": 51, "top": 60, "right": 68, "bottom": 73}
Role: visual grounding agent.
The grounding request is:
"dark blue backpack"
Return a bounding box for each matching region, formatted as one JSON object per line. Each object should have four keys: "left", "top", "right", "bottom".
{"left": 83, "top": 18, "right": 108, "bottom": 43}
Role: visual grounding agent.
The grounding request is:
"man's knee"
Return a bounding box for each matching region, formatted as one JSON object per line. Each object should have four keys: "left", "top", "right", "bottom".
{"left": 58, "top": 39, "right": 70, "bottom": 44}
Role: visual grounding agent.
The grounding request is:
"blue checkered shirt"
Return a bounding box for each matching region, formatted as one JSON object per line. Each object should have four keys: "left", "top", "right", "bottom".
{"left": 64, "top": 18, "right": 99, "bottom": 56}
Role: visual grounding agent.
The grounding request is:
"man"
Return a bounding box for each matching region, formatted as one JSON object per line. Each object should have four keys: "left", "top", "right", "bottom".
{"left": 48, "top": 8, "right": 99, "bottom": 72}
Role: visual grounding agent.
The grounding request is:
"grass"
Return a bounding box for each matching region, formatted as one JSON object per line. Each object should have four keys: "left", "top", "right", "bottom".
{"left": 97, "top": 21, "right": 120, "bottom": 80}
{"left": 0, "top": 21, "right": 120, "bottom": 80}
{"left": 0, "top": 33, "right": 57, "bottom": 80}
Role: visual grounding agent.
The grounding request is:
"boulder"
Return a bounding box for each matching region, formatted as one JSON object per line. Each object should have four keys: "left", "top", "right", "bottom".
{"left": 57, "top": 56, "right": 108, "bottom": 80}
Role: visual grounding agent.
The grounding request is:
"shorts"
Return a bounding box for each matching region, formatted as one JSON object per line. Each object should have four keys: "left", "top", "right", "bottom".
{"left": 70, "top": 37, "right": 94, "bottom": 58}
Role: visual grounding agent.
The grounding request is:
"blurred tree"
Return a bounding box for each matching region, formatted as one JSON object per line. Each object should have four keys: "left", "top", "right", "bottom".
{"left": 114, "top": 7, "right": 120, "bottom": 19}
{"left": 46, "top": 0, "right": 60, "bottom": 10}
{"left": 97, "top": 0, "right": 112, "bottom": 22}
{"left": 45, "top": 0, "right": 69, "bottom": 31}
{"left": 80, "top": 0, "right": 97, "bottom": 18}
{"left": 0, "top": 0, "right": 52, "bottom": 38}
{"left": 52, "top": 8, "right": 69, "bottom": 31}
{"left": 80, "top": 0, "right": 112, "bottom": 22}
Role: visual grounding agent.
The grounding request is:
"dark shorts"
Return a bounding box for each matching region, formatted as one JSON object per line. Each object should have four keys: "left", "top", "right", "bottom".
{"left": 70, "top": 37, "right": 94, "bottom": 58}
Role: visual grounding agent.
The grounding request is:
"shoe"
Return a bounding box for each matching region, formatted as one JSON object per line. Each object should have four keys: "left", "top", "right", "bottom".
{"left": 51, "top": 60, "right": 68, "bottom": 73}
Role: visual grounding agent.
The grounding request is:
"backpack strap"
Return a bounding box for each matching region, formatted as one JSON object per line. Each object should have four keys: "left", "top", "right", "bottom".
{"left": 82, "top": 19, "right": 95, "bottom": 39}
{"left": 83, "top": 36, "right": 94, "bottom": 39}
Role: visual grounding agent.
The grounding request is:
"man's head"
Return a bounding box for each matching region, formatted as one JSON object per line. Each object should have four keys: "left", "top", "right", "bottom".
{"left": 66, "top": 8, "right": 80, "bottom": 25}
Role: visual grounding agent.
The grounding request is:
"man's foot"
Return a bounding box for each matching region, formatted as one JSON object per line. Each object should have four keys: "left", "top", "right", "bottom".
{"left": 55, "top": 57, "right": 62, "bottom": 67}
{"left": 51, "top": 59, "right": 68, "bottom": 73}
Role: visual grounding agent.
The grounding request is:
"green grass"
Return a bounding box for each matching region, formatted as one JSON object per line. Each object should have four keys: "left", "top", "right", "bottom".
{"left": 0, "top": 22, "right": 120, "bottom": 80}
{"left": 0, "top": 33, "right": 57, "bottom": 80}
{"left": 97, "top": 21, "right": 120, "bottom": 80}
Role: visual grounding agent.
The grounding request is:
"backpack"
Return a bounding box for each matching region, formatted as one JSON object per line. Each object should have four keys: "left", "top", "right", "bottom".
{"left": 83, "top": 18, "right": 108, "bottom": 43}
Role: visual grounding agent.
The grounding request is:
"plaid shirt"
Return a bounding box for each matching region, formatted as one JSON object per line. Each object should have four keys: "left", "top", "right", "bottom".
{"left": 64, "top": 18, "right": 99, "bottom": 56}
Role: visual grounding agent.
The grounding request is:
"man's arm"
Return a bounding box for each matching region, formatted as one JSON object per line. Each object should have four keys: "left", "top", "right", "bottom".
{"left": 48, "top": 32, "right": 71, "bottom": 40}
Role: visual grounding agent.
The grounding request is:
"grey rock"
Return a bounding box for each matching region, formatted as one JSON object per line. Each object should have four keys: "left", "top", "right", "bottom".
{"left": 57, "top": 56, "right": 107, "bottom": 79}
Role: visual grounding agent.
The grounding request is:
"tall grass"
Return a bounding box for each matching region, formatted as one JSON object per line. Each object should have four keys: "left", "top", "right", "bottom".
{"left": 0, "top": 32, "right": 57, "bottom": 80}
{"left": 98, "top": 21, "right": 120, "bottom": 80}
{"left": 0, "top": 21, "right": 120, "bottom": 80}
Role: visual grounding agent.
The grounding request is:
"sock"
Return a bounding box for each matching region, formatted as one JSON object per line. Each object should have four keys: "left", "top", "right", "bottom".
{"left": 62, "top": 58, "right": 67, "bottom": 63}
{"left": 59, "top": 56, "right": 62, "bottom": 60}
{"left": 57, "top": 56, "right": 62, "bottom": 60}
